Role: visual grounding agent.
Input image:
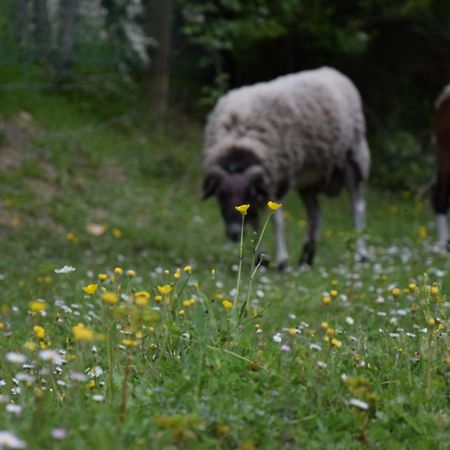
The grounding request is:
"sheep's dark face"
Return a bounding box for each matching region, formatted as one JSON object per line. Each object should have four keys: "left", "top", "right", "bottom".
{"left": 202, "top": 165, "right": 268, "bottom": 242}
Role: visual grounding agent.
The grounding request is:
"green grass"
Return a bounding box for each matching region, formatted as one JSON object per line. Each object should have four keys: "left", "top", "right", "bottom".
{"left": 0, "top": 89, "right": 449, "bottom": 450}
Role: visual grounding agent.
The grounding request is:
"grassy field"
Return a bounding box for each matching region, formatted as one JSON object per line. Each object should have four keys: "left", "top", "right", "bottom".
{"left": 0, "top": 89, "right": 449, "bottom": 450}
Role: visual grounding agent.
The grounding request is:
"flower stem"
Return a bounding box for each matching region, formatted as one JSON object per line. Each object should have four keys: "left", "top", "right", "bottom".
{"left": 233, "top": 214, "right": 246, "bottom": 310}
{"left": 119, "top": 346, "right": 132, "bottom": 424}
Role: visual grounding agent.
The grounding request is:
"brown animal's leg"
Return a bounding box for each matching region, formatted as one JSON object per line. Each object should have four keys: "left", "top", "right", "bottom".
{"left": 299, "top": 191, "right": 321, "bottom": 266}
{"left": 432, "top": 170, "right": 450, "bottom": 249}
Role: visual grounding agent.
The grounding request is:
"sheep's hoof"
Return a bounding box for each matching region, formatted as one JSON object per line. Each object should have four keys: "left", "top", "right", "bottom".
{"left": 355, "top": 253, "right": 369, "bottom": 263}
{"left": 299, "top": 242, "right": 315, "bottom": 266}
{"left": 446, "top": 240, "right": 450, "bottom": 253}
{"left": 277, "top": 261, "right": 288, "bottom": 272}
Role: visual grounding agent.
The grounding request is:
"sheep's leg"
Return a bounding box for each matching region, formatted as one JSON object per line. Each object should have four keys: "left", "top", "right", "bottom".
{"left": 272, "top": 207, "right": 289, "bottom": 271}
{"left": 299, "top": 192, "right": 321, "bottom": 266}
{"left": 347, "top": 169, "right": 368, "bottom": 261}
{"left": 432, "top": 170, "right": 450, "bottom": 250}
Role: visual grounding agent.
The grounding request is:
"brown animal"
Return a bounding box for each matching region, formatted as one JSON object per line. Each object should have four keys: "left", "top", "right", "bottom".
{"left": 432, "top": 84, "right": 450, "bottom": 250}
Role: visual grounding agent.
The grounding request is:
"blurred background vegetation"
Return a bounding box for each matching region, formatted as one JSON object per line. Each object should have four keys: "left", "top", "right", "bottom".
{"left": 1, "top": 0, "right": 450, "bottom": 190}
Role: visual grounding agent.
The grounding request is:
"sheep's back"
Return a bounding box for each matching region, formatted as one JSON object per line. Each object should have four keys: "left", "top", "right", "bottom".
{"left": 204, "top": 67, "right": 366, "bottom": 186}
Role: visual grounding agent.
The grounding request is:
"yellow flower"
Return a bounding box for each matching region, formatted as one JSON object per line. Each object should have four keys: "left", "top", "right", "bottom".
{"left": 101, "top": 291, "right": 119, "bottom": 305}
{"left": 408, "top": 283, "right": 417, "bottom": 291}
{"left": 122, "top": 339, "right": 139, "bottom": 347}
{"left": 418, "top": 226, "right": 427, "bottom": 239}
{"left": 0, "top": 322, "right": 4, "bottom": 331}
{"left": 267, "top": 201, "right": 282, "bottom": 211}
{"left": 235, "top": 204, "right": 250, "bottom": 215}
{"left": 392, "top": 288, "right": 401, "bottom": 297}
{"left": 289, "top": 328, "right": 297, "bottom": 336}
{"left": 157, "top": 284, "right": 173, "bottom": 295}
{"left": 135, "top": 291, "right": 150, "bottom": 300}
{"left": 326, "top": 327, "right": 335, "bottom": 336}
{"left": 114, "top": 267, "right": 123, "bottom": 275}
{"left": 183, "top": 265, "right": 192, "bottom": 274}
{"left": 427, "top": 318, "right": 436, "bottom": 327}
{"left": 183, "top": 299, "right": 195, "bottom": 307}
{"left": 29, "top": 301, "right": 48, "bottom": 313}
{"left": 331, "top": 338, "right": 342, "bottom": 348}
{"left": 24, "top": 341, "right": 36, "bottom": 351}
{"left": 66, "top": 232, "right": 79, "bottom": 243}
{"left": 174, "top": 269, "right": 181, "bottom": 280}
{"left": 155, "top": 295, "right": 163, "bottom": 302}
{"left": 179, "top": 309, "right": 185, "bottom": 316}
{"left": 320, "top": 321, "right": 328, "bottom": 329}
{"left": 126, "top": 270, "right": 136, "bottom": 278}
{"left": 87, "top": 380, "right": 96, "bottom": 389}
{"left": 98, "top": 273, "right": 108, "bottom": 281}
{"left": 82, "top": 284, "right": 98, "bottom": 295}
{"left": 322, "top": 295, "right": 332, "bottom": 305}
{"left": 330, "top": 290, "right": 338, "bottom": 298}
{"left": 72, "top": 323, "right": 94, "bottom": 342}
{"left": 112, "top": 228, "right": 122, "bottom": 238}
{"left": 33, "top": 325, "right": 45, "bottom": 340}
{"left": 135, "top": 298, "right": 147, "bottom": 307}
{"left": 222, "top": 300, "right": 233, "bottom": 309}
{"left": 431, "top": 286, "right": 439, "bottom": 296}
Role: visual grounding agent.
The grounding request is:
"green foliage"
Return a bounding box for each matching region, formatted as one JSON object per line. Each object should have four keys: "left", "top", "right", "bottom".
{"left": 0, "top": 85, "right": 449, "bottom": 448}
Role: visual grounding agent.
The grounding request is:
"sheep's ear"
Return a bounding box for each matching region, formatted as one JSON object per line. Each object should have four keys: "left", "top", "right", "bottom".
{"left": 202, "top": 166, "right": 226, "bottom": 199}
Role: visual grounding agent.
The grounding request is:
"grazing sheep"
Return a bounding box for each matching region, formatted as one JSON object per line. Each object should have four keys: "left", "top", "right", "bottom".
{"left": 432, "top": 83, "right": 450, "bottom": 250}
{"left": 202, "top": 67, "right": 370, "bottom": 269}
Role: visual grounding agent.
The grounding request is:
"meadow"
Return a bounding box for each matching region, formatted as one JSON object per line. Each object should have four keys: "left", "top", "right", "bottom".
{"left": 0, "top": 89, "right": 449, "bottom": 450}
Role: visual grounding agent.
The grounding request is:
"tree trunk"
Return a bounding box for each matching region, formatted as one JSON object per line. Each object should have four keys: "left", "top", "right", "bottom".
{"left": 12, "top": 0, "right": 30, "bottom": 47}
{"left": 57, "top": 0, "right": 81, "bottom": 79}
{"left": 146, "top": 0, "right": 173, "bottom": 124}
{"left": 33, "top": 0, "right": 51, "bottom": 60}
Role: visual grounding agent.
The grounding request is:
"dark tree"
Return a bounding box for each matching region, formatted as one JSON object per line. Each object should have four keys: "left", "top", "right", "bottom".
{"left": 146, "top": 0, "right": 173, "bottom": 121}
{"left": 32, "top": 0, "right": 51, "bottom": 59}
{"left": 12, "top": 0, "right": 30, "bottom": 46}
{"left": 57, "top": 0, "right": 81, "bottom": 79}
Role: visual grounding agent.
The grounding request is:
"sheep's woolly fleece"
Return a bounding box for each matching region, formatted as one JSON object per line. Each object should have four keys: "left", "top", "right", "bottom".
{"left": 203, "top": 67, "right": 370, "bottom": 195}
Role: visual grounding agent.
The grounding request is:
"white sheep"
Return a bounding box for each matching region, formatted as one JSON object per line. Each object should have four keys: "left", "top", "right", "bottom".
{"left": 202, "top": 67, "right": 370, "bottom": 269}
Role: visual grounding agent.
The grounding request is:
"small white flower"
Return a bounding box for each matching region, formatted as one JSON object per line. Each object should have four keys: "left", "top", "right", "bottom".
{"left": 15, "top": 373, "right": 34, "bottom": 384}
{"left": 6, "top": 353, "right": 27, "bottom": 365}
{"left": 54, "top": 265, "right": 76, "bottom": 274}
{"left": 88, "top": 366, "right": 103, "bottom": 378}
{"left": 347, "top": 398, "right": 369, "bottom": 410}
{"left": 92, "top": 394, "right": 104, "bottom": 402}
{"left": 317, "top": 361, "right": 327, "bottom": 368}
{"left": 69, "top": 372, "right": 87, "bottom": 382}
{"left": 280, "top": 344, "right": 291, "bottom": 352}
{"left": 51, "top": 428, "right": 67, "bottom": 440}
{"left": 272, "top": 333, "right": 282, "bottom": 343}
{"left": 309, "top": 343, "right": 322, "bottom": 351}
{"left": 345, "top": 316, "right": 354, "bottom": 325}
{"left": 5, "top": 404, "right": 22, "bottom": 416}
{"left": 0, "top": 431, "right": 26, "bottom": 448}
{"left": 389, "top": 332, "right": 400, "bottom": 338}
{"left": 39, "top": 350, "right": 64, "bottom": 365}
